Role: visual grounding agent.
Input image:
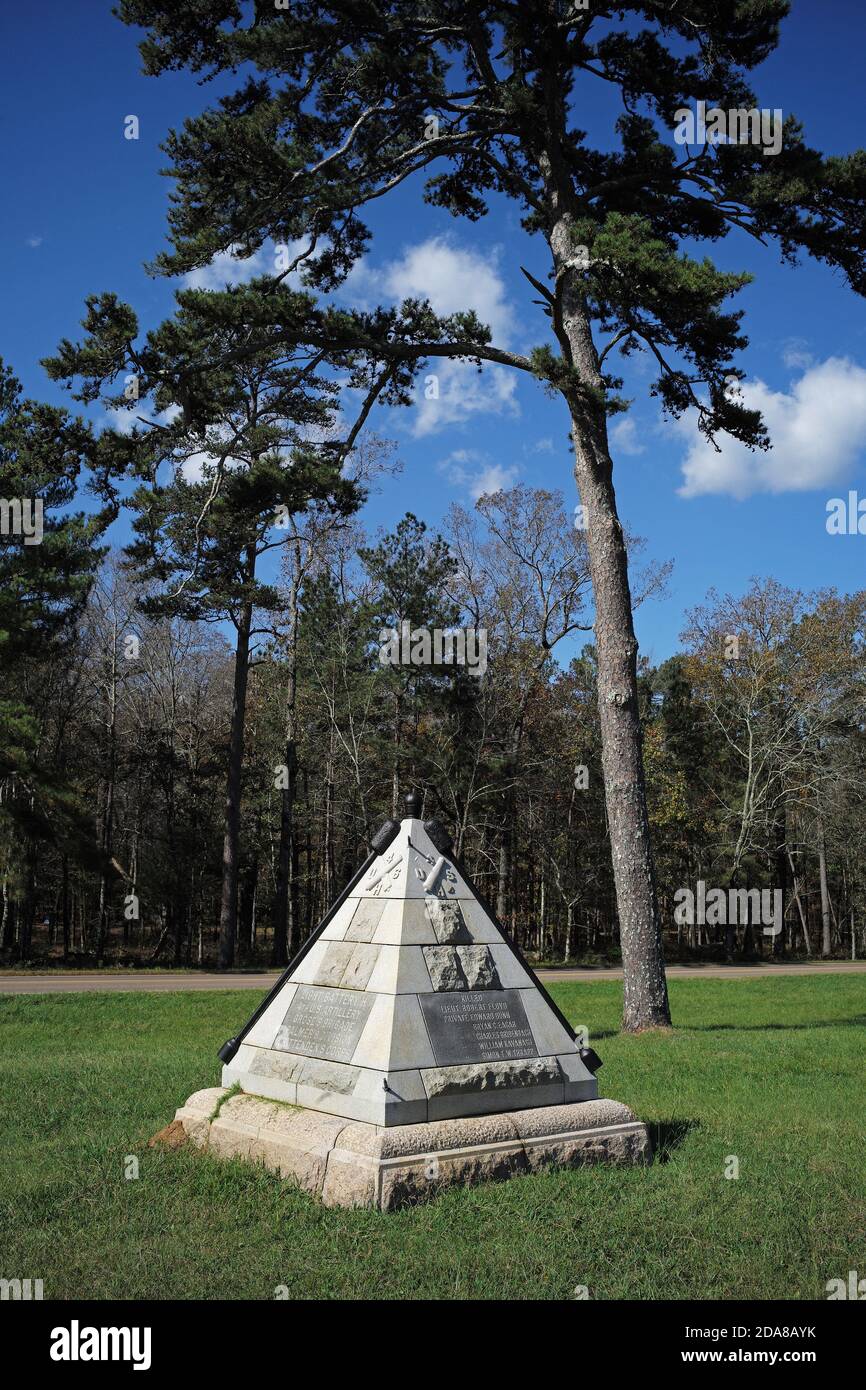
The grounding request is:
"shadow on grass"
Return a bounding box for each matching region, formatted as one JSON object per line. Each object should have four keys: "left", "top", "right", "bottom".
{"left": 686, "top": 1016, "right": 866, "bottom": 1033}
{"left": 648, "top": 1118, "right": 697, "bottom": 1164}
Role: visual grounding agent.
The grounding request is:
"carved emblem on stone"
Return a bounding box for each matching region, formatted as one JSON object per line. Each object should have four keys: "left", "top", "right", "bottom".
{"left": 410, "top": 844, "right": 458, "bottom": 897}
{"left": 363, "top": 850, "right": 404, "bottom": 896}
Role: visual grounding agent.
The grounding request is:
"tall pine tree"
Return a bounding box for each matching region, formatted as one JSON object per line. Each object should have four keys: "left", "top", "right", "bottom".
{"left": 116, "top": 0, "right": 866, "bottom": 1025}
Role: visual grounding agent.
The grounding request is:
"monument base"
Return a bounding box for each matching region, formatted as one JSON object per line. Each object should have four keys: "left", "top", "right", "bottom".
{"left": 171, "top": 1087, "right": 652, "bottom": 1210}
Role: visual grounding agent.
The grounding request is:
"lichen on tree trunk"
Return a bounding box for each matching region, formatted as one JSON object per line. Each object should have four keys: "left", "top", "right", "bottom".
{"left": 552, "top": 220, "right": 671, "bottom": 1031}
{"left": 571, "top": 419, "right": 671, "bottom": 1030}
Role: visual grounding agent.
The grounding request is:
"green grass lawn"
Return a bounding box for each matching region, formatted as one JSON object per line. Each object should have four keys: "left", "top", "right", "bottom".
{"left": 1, "top": 977, "right": 863, "bottom": 1300}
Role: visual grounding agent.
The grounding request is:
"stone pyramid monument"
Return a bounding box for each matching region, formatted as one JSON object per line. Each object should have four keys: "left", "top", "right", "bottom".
{"left": 218, "top": 793, "right": 598, "bottom": 1126}
{"left": 171, "top": 794, "right": 650, "bottom": 1207}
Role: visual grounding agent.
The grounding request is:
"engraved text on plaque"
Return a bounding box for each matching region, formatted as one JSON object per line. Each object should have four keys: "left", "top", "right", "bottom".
{"left": 420, "top": 989, "right": 538, "bottom": 1066}
{"left": 274, "top": 984, "right": 375, "bottom": 1063}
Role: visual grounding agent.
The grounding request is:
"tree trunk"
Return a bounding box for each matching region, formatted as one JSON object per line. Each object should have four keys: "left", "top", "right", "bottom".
{"left": 818, "top": 817, "right": 832, "bottom": 959}
{"left": 565, "top": 900, "right": 575, "bottom": 962}
{"left": 95, "top": 627, "right": 119, "bottom": 966}
{"left": 217, "top": 546, "right": 255, "bottom": 970}
{"left": 549, "top": 218, "right": 670, "bottom": 1029}
{"left": 291, "top": 829, "right": 301, "bottom": 952}
{"left": 1, "top": 876, "right": 11, "bottom": 952}
{"left": 497, "top": 723, "right": 523, "bottom": 929}
{"left": 303, "top": 768, "right": 314, "bottom": 938}
{"left": 61, "top": 856, "right": 70, "bottom": 961}
{"left": 272, "top": 552, "right": 300, "bottom": 966}
{"left": 165, "top": 751, "right": 183, "bottom": 965}
{"left": 496, "top": 834, "right": 509, "bottom": 923}
{"left": 18, "top": 838, "right": 37, "bottom": 961}
{"left": 323, "top": 726, "right": 336, "bottom": 906}
{"left": 786, "top": 847, "right": 812, "bottom": 955}
{"left": 772, "top": 809, "right": 788, "bottom": 958}
{"left": 239, "top": 848, "right": 259, "bottom": 959}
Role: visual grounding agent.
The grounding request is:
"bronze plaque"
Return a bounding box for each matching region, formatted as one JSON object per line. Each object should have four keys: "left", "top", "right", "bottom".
{"left": 420, "top": 989, "right": 538, "bottom": 1066}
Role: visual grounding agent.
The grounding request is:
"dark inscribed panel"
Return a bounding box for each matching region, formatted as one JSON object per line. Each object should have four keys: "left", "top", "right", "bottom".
{"left": 419, "top": 989, "right": 538, "bottom": 1066}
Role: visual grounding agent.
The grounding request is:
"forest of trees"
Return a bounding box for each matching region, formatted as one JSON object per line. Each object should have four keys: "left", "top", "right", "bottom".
{"left": 3, "top": 437, "right": 864, "bottom": 968}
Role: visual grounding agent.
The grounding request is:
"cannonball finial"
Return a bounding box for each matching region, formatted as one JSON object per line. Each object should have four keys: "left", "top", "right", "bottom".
{"left": 405, "top": 789, "right": 423, "bottom": 818}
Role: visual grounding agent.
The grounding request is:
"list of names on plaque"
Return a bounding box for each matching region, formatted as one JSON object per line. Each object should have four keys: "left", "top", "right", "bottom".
{"left": 274, "top": 984, "right": 375, "bottom": 1063}
{"left": 420, "top": 989, "right": 538, "bottom": 1067}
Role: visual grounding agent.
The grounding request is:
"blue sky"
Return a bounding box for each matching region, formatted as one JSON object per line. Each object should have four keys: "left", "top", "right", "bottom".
{"left": 3, "top": 0, "right": 866, "bottom": 665}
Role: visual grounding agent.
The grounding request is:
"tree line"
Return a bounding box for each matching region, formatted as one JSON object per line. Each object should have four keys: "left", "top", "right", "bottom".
{"left": 3, "top": 439, "right": 863, "bottom": 967}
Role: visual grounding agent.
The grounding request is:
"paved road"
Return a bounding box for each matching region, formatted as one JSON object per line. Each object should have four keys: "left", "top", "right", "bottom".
{"left": 1, "top": 960, "right": 864, "bottom": 994}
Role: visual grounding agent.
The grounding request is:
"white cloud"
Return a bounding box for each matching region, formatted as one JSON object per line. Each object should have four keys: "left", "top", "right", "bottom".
{"left": 469, "top": 462, "right": 519, "bottom": 499}
{"left": 181, "top": 239, "right": 311, "bottom": 290}
{"left": 346, "top": 236, "right": 520, "bottom": 436}
{"left": 414, "top": 361, "right": 518, "bottom": 437}
{"left": 610, "top": 416, "right": 646, "bottom": 456}
{"left": 102, "top": 402, "right": 181, "bottom": 437}
{"left": 26, "top": 235, "right": 43, "bottom": 249}
{"left": 438, "top": 448, "right": 519, "bottom": 500}
{"left": 369, "top": 236, "right": 514, "bottom": 341}
{"left": 182, "top": 245, "right": 271, "bottom": 290}
{"left": 178, "top": 451, "right": 214, "bottom": 483}
{"left": 677, "top": 357, "right": 866, "bottom": 499}
{"left": 781, "top": 338, "right": 814, "bottom": 371}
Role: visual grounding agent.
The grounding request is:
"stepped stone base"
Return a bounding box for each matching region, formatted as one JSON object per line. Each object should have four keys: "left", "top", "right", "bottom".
{"left": 173, "top": 1087, "right": 652, "bottom": 1210}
